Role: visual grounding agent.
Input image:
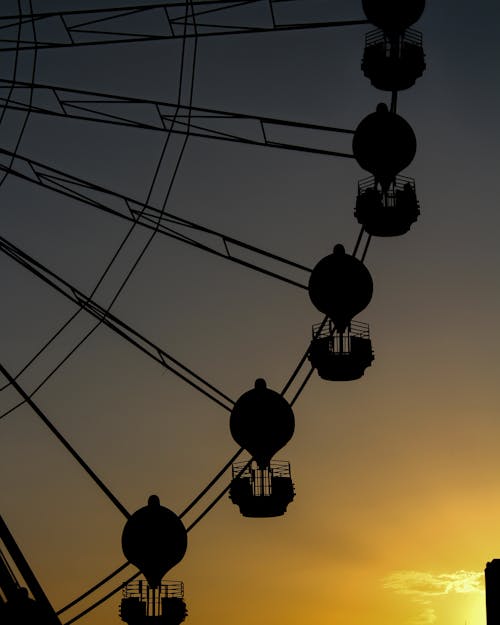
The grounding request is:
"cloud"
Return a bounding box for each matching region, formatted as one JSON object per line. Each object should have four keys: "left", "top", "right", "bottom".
{"left": 383, "top": 570, "right": 484, "bottom": 597}
{"left": 382, "top": 570, "right": 484, "bottom": 625}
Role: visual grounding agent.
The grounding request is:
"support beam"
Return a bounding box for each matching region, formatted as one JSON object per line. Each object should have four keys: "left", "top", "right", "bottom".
{"left": 0, "top": 1, "right": 368, "bottom": 51}
{"left": 0, "top": 79, "right": 355, "bottom": 159}
{"left": 0, "top": 516, "right": 61, "bottom": 625}
{"left": 0, "top": 148, "right": 311, "bottom": 290}
{"left": 0, "top": 234, "right": 234, "bottom": 412}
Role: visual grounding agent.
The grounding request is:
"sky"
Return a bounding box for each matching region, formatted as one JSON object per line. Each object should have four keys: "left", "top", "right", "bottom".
{"left": 1, "top": 2, "right": 500, "bottom": 625}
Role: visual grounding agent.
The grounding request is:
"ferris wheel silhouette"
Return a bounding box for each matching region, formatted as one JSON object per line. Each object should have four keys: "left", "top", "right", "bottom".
{"left": 0, "top": 2, "right": 426, "bottom": 624}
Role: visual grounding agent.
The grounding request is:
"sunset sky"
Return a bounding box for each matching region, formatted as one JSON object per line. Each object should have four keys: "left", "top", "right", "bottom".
{"left": 1, "top": 2, "right": 499, "bottom": 625}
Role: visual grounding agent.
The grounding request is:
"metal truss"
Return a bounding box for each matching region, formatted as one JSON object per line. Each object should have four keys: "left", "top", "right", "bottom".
{"left": 0, "top": 147, "right": 311, "bottom": 289}
{"left": 0, "top": 1, "right": 367, "bottom": 51}
{"left": 0, "top": 78, "right": 355, "bottom": 159}
{"left": 0, "top": 233, "right": 234, "bottom": 411}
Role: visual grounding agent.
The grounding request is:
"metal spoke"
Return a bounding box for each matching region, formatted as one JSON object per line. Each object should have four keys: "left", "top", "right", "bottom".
{"left": 0, "top": 147, "right": 311, "bottom": 288}
{"left": 0, "top": 234, "right": 234, "bottom": 413}
{"left": 0, "top": 1, "right": 368, "bottom": 51}
{"left": 0, "top": 78, "right": 355, "bottom": 159}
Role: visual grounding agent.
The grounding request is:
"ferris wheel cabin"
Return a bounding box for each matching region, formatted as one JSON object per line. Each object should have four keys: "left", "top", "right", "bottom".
{"left": 229, "top": 460, "right": 295, "bottom": 518}
{"left": 362, "top": 28, "right": 426, "bottom": 91}
{"left": 308, "top": 320, "right": 374, "bottom": 381}
{"left": 355, "top": 175, "right": 420, "bottom": 236}
{"left": 120, "top": 580, "right": 187, "bottom": 625}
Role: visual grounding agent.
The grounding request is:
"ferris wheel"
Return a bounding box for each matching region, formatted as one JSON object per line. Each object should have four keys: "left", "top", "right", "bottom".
{"left": 0, "top": 2, "right": 427, "bottom": 624}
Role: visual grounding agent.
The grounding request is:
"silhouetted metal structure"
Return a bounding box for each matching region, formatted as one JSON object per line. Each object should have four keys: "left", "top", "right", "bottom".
{"left": 309, "top": 320, "right": 374, "bottom": 381}
{"left": 230, "top": 460, "right": 294, "bottom": 518}
{"left": 362, "top": 28, "right": 425, "bottom": 91}
{"left": 0, "top": 4, "right": 370, "bottom": 52}
{"left": 308, "top": 244, "right": 373, "bottom": 333}
{"left": 0, "top": 516, "right": 61, "bottom": 625}
{"left": 485, "top": 560, "right": 500, "bottom": 625}
{"left": 0, "top": 0, "right": 431, "bottom": 621}
{"left": 122, "top": 496, "right": 188, "bottom": 589}
{"left": 120, "top": 580, "right": 187, "bottom": 625}
{"left": 355, "top": 175, "right": 420, "bottom": 236}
